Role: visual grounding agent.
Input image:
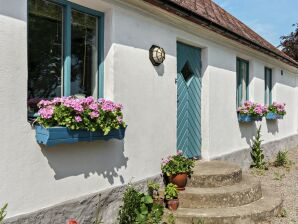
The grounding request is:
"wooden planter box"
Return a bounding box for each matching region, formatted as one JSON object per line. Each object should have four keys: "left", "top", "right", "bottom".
{"left": 35, "top": 126, "right": 126, "bottom": 147}
{"left": 266, "top": 112, "right": 284, "bottom": 120}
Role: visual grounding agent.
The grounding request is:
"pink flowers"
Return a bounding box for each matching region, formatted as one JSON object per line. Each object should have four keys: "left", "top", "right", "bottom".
{"left": 268, "top": 102, "right": 286, "bottom": 115}
{"left": 75, "top": 116, "right": 82, "bottom": 123}
{"left": 35, "top": 96, "right": 126, "bottom": 134}
{"left": 38, "top": 107, "right": 54, "bottom": 119}
{"left": 237, "top": 101, "right": 267, "bottom": 117}
{"left": 89, "top": 111, "right": 99, "bottom": 119}
{"left": 238, "top": 101, "right": 286, "bottom": 119}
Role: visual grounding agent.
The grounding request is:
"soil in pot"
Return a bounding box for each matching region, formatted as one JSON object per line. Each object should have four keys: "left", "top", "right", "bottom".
{"left": 169, "top": 173, "right": 188, "bottom": 191}
{"left": 167, "top": 199, "right": 179, "bottom": 211}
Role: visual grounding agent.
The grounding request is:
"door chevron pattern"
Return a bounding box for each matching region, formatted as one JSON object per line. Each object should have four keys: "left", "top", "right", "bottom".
{"left": 177, "top": 42, "right": 201, "bottom": 158}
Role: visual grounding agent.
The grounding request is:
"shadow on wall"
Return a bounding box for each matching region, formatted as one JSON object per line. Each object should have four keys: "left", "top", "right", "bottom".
{"left": 266, "top": 119, "right": 279, "bottom": 135}
{"left": 239, "top": 122, "right": 258, "bottom": 145}
{"left": 40, "top": 140, "right": 128, "bottom": 184}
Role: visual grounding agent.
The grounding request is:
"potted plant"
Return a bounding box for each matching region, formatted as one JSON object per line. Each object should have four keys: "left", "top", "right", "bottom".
{"left": 161, "top": 151, "right": 195, "bottom": 191}
{"left": 165, "top": 183, "right": 179, "bottom": 211}
{"left": 34, "top": 96, "right": 127, "bottom": 146}
{"left": 266, "top": 102, "right": 286, "bottom": 120}
{"left": 147, "top": 181, "right": 164, "bottom": 206}
{"left": 237, "top": 101, "right": 267, "bottom": 122}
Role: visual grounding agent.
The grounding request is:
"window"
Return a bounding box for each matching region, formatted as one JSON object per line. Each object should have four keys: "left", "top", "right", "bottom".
{"left": 265, "top": 67, "right": 272, "bottom": 105}
{"left": 236, "top": 58, "right": 249, "bottom": 107}
{"left": 27, "top": 0, "right": 104, "bottom": 114}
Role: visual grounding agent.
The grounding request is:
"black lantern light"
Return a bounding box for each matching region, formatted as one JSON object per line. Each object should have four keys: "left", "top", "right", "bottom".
{"left": 149, "top": 45, "right": 165, "bottom": 66}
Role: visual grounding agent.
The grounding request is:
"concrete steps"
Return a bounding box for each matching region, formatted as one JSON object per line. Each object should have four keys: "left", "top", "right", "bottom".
{"left": 180, "top": 175, "right": 262, "bottom": 208}
{"left": 168, "top": 160, "right": 283, "bottom": 224}
{"left": 187, "top": 161, "right": 242, "bottom": 188}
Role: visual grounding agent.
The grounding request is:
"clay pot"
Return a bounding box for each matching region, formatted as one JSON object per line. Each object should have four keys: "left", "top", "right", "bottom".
{"left": 169, "top": 173, "right": 188, "bottom": 191}
{"left": 167, "top": 199, "right": 179, "bottom": 211}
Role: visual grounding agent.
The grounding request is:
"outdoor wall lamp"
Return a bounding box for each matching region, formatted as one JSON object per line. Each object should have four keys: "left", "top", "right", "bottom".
{"left": 149, "top": 45, "right": 165, "bottom": 66}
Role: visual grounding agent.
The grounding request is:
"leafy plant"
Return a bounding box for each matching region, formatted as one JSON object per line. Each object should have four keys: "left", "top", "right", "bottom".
{"left": 118, "top": 185, "right": 164, "bottom": 224}
{"left": 274, "top": 150, "right": 291, "bottom": 168}
{"left": 135, "top": 195, "right": 164, "bottom": 224}
{"left": 118, "top": 185, "right": 142, "bottom": 224}
{"left": 35, "top": 97, "right": 126, "bottom": 135}
{"left": 0, "top": 203, "right": 7, "bottom": 224}
{"left": 250, "top": 126, "right": 266, "bottom": 170}
{"left": 161, "top": 151, "right": 195, "bottom": 177}
{"left": 165, "top": 184, "right": 178, "bottom": 200}
{"left": 273, "top": 171, "right": 286, "bottom": 181}
{"left": 167, "top": 213, "right": 175, "bottom": 224}
{"left": 147, "top": 181, "right": 160, "bottom": 198}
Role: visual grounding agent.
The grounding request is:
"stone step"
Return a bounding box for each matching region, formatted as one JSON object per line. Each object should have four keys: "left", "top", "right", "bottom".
{"left": 187, "top": 160, "right": 242, "bottom": 188}
{"left": 179, "top": 175, "right": 262, "bottom": 208}
{"left": 170, "top": 188, "right": 282, "bottom": 224}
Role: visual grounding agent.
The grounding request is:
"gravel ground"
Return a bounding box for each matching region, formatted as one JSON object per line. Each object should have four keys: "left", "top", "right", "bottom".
{"left": 246, "top": 147, "right": 298, "bottom": 224}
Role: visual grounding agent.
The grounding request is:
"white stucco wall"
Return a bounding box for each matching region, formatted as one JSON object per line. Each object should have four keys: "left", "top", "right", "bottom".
{"left": 1, "top": 0, "right": 298, "bottom": 219}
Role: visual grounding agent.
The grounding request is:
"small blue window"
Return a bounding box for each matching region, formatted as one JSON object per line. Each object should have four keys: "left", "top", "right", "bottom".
{"left": 236, "top": 58, "right": 249, "bottom": 107}
{"left": 264, "top": 67, "right": 272, "bottom": 105}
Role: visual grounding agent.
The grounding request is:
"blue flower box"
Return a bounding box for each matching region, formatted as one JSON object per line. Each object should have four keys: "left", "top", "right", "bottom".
{"left": 238, "top": 114, "right": 252, "bottom": 122}
{"left": 253, "top": 116, "right": 263, "bottom": 121}
{"left": 238, "top": 114, "right": 263, "bottom": 122}
{"left": 35, "top": 126, "right": 126, "bottom": 147}
{"left": 266, "top": 112, "right": 284, "bottom": 120}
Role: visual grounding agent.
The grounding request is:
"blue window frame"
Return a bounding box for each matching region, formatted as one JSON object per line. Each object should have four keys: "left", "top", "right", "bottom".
{"left": 27, "top": 0, "right": 104, "bottom": 113}
{"left": 236, "top": 58, "right": 249, "bottom": 107}
{"left": 264, "top": 67, "right": 272, "bottom": 105}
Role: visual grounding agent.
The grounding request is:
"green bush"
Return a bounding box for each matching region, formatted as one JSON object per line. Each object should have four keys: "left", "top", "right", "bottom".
{"left": 274, "top": 150, "right": 291, "bottom": 167}
{"left": 118, "top": 185, "right": 142, "bottom": 224}
{"left": 118, "top": 185, "right": 164, "bottom": 224}
{"left": 250, "top": 125, "right": 266, "bottom": 169}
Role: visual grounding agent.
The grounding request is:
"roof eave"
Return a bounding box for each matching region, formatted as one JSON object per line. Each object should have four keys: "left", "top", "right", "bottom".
{"left": 143, "top": 0, "right": 298, "bottom": 69}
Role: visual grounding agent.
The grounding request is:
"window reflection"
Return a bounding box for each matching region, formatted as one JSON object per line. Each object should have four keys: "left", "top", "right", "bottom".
{"left": 28, "top": 0, "right": 63, "bottom": 109}
{"left": 71, "top": 10, "right": 98, "bottom": 97}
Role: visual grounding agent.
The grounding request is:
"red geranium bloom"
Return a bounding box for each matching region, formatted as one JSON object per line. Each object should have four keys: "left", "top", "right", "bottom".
{"left": 68, "top": 219, "right": 78, "bottom": 224}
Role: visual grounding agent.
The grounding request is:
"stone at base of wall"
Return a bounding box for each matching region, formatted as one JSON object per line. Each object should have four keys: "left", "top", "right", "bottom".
{"left": 4, "top": 175, "right": 163, "bottom": 224}
{"left": 213, "top": 134, "right": 298, "bottom": 169}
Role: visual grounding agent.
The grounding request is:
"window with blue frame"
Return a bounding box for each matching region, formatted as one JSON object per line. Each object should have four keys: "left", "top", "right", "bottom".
{"left": 27, "top": 0, "right": 104, "bottom": 115}
{"left": 236, "top": 58, "right": 249, "bottom": 107}
{"left": 264, "top": 67, "right": 272, "bottom": 105}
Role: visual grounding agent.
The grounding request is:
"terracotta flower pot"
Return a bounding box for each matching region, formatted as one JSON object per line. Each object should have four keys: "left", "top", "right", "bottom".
{"left": 167, "top": 199, "right": 179, "bottom": 211}
{"left": 169, "top": 173, "right": 188, "bottom": 191}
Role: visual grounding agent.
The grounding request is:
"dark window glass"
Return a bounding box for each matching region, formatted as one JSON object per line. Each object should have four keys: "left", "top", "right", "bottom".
{"left": 265, "top": 67, "right": 272, "bottom": 105}
{"left": 236, "top": 58, "right": 249, "bottom": 107}
{"left": 181, "top": 61, "right": 194, "bottom": 83}
{"left": 71, "top": 10, "right": 98, "bottom": 97}
{"left": 28, "top": 0, "right": 63, "bottom": 112}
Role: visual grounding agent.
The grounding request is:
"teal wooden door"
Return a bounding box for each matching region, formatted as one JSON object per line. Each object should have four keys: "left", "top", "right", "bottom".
{"left": 177, "top": 42, "right": 201, "bottom": 158}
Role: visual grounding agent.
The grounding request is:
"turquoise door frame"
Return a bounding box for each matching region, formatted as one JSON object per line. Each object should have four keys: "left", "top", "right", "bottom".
{"left": 177, "top": 42, "right": 202, "bottom": 158}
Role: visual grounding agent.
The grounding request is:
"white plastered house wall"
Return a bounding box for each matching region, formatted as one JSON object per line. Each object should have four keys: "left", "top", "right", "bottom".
{"left": 0, "top": 0, "right": 298, "bottom": 219}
